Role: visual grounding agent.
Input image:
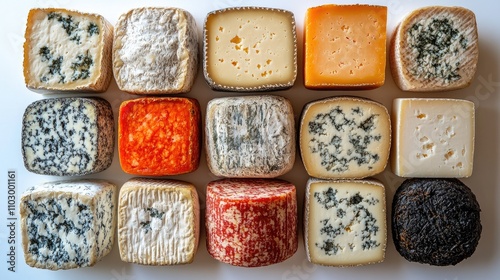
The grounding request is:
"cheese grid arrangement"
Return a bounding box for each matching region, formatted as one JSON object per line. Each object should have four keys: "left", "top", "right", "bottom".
{"left": 8, "top": 0, "right": 497, "bottom": 278}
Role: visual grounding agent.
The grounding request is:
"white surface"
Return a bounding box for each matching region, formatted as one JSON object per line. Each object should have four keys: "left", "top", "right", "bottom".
{"left": 1, "top": 0, "right": 499, "bottom": 279}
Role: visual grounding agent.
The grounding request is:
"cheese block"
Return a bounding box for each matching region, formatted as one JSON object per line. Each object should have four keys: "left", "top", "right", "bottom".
{"left": 390, "top": 6, "right": 478, "bottom": 91}
{"left": 203, "top": 7, "right": 297, "bottom": 91}
{"left": 22, "top": 97, "right": 114, "bottom": 176}
{"left": 391, "top": 98, "right": 475, "bottom": 177}
{"left": 304, "top": 5, "right": 387, "bottom": 89}
{"left": 118, "top": 178, "right": 199, "bottom": 265}
{"left": 23, "top": 8, "right": 113, "bottom": 93}
{"left": 118, "top": 97, "right": 201, "bottom": 176}
{"left": 304, "top": 178, "right": 387, "bottom": 266}
{"left": 300, "top": 97, "right": 391, "bottom": 179}
{"left": 205, "top": 95, "right": 295, "bottom": 178}
{"left": 113, "top": 8, "right": 198, "bottom": 94}
{"left": 20, "top": 179, "right": 116, "bottom": 270}
{"left": 206, "top": 179, "right": 297, "bottom": 267}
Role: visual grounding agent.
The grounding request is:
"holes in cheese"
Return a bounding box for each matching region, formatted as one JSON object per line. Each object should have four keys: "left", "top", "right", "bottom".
{"left": 304, "top": 4, "right": 387, "bottom": 89}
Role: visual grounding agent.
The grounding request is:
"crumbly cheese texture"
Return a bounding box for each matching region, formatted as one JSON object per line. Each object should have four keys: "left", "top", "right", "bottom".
{"left": 305, "top": 179, "right": 386, "bottom": 266}
{"left": 113, "top": 7, "right": 198, "bottom": 94}
{"left": 300, "top": 97, "right": 391, "bottom": 179}
{"left": 118, "top": 178, "right": 200, "bottom": 265}
{"left": 206, "top": 95, "right": 295, "bottom": 178}
{"left": 390, "top": 6, "right": 478, "bottom": 91}
{"left": 20, "top": 180, "right": 116, "bottom": 270}
{"left": 392, "top": 98, "right": 475, "bottom": 177}
{"left": 304, "top": 5, "right": 387, "bottom": 89}
{"left": 204, "top": 7, "right": 297, "bottom": 91}
{"left": 23, "top": 8, "right": 113, "bottom": 92}
{"left": 22, "top": 97, "right": 114, "bottom": 176}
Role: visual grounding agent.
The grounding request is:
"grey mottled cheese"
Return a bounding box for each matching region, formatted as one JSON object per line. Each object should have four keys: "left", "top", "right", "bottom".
{"left": 23, "top": 8, "right": 113, "bottom": 93}
{"left": 22, "top": 97, "right": 114, "bottom": 176}
{"left": 304, "top": 178, "right": 386, "bottom": 266}
{"left": 20, "top": 179, "right": 116, "bottom": 270}
{"left": 118, "top": 178, "right": 200, "bottom": 265}
{"left": 300, "top": 97, "right": 391, "bottom": 179}
{"left": 390, "top": 6, "right": 478, "bottom": 91}
{"left": 205, "top": 95, "right": 295, "bottom": 178}
{"left": 113, "top": 7, "right": 199, "bottom": 94}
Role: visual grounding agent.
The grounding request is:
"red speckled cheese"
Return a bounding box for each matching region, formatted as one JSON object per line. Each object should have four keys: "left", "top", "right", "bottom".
{"left": 206, "top": 179, "right": 297, "bottom": 267}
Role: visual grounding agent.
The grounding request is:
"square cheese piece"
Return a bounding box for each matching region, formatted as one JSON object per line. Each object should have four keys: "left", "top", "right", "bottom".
{"left": 205, "top": 95, "right": 295, "bottom": 178}
{"left": 22, "top": 97, "right": 114, "bottom": 176}
{"left": 392, "top": 98, "right": 475, "bottom": 177}
{"left": 118, "top": 97, "right": 201, "bottom": 176}
{"left": 113, "top": 8, "right": 198, "bottom": 94}
{"left": 20, "top": 179, "right": 116, "bottom": 270}
{"left": 118, "top": 178, "right": 200, "bottom": 265}
{"left": 23, "top": 8, "right": 113, "bottom": 93}
{"left": 304, "top": 5, "right": 387, "bottom": 89}
{"left": 300, "top": 97, "right": 391, "bottom": 179}
{"left": 204, "top": 7, "right": 297, "bottom": 91}
{"left": 305, "top": 179, "right": 387, "bottom": 266}
{"left": 390, "top": 6, "right": 478, "bottom": 91}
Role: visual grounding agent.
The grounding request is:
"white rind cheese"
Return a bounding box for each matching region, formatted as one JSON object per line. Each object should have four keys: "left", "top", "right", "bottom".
{"left": 23, "top": 8, "right": 113, "bottom": 93}
{"left": 391, "top": 98, "right": 475, "bottom": 177}
{"left": 20, "top": 179, "right": 116, "bottom": 270}
{"left": 118, "top": 178, "right": 200, "bottom": 265}
{"left": 205, "top": 95, "right": 295, "bottom": 178}
{"left": 113, "top": 7, "right": 199, "bottom": 94}
{"left": 390, "top": 6, "right": 478, "bottom": 91}
{"left": 304, "top": 178, "right": 386, "bottom": 266}
{"left": 300, "top": 97, "right": 391, "bottom": 179}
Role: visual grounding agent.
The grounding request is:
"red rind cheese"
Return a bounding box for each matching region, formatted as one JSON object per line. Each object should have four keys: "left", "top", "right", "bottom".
{"left": 118, "top": 97, "right": 201, "bottom": 176}
{"left": 206, "top": 179, "right": 297, "bottom": 267}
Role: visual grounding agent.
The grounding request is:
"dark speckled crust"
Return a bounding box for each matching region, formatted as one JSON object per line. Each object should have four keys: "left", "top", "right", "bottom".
{"left": 21, "top": 97, "right": 114, "bottom": 176}
{"left": 392, "top": 178, "right": 481, "bottom": 266}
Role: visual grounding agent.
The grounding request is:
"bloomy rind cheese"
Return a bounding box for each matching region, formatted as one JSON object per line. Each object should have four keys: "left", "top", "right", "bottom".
{"left": 390, "top": 6, "right": 478, "bottom": 92}
{"left": 118, "top": 178, "right": 200, "bottom": 265}
{"left": 113, "top": 7, "right": 199, "bottom": 94}
{"left": 203, "top": 6, "right": 297, "bottom": 91}
{"left": 23, "top": 8, "right": 113, "bottom": 93}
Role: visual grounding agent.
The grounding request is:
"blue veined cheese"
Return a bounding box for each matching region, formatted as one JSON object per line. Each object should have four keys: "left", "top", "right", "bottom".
{"left": 113, "top": 7, "right": 198, "bottom": 94}
{"left": 205, "top": 95, "right": 295, "bottom": 178}
{"left": 300, "top": 97, "right": 391, "bottom": 179}
{"left": 20, "top": 179, "right": 116, "bottom": 270}
{"left": 23, "top": 8, "right": 113, "bottom": 93}
{"left": 118, "top": 178, "right": 200, "bottom": 265}
{"left": 21, "top": 97, "right": 114, "bottom": 176}
{"left": 304, "top": 178, "right": 387, "bottom": 266}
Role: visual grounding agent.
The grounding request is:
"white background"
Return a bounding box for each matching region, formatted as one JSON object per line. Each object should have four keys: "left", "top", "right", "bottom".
{"left": 1, "top": 0, "right": 499, "bottom": 279}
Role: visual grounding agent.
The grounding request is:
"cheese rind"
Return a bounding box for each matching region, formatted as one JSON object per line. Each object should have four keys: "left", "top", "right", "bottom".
{"left": 391, "top": 98, "right": 475, "bottom": 177}
{"left": 300, "top": 97, "right": 391, "bottom": 179}
{"left": 118, "top": 178, "right": 200, "bottom": 265}
{"left": 113, "top": 7, "right": 198, "bottom": 94}
{"left": 23, "top": 8, "right": 113, "bottom": 93}
{"left": 304, "top": 179, "right": 387, "bottom": 266}
{"left": 390, "top": 6, "right": 478, "bottom": 91}
{"left": 20, "top": 179, "right": 116, "bottom": 270}
{"left": 205, "top": 95, "right": 295, "bottom": 178}
{"left": 204, "top": 7, "right": 297, "bottom": 91}
{"left": 22, "top": 97, "right": 114, "bottom": 176}
{"left": 304, "top": 5, "right": 387, "bottom": 89}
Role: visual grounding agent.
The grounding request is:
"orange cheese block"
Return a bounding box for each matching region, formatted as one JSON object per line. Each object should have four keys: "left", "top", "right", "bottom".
{"left": 119, "top": 97, "right": 201, "bottom": 176}
{"left": 304, "top": 4, "right": 387, "bottom": 90}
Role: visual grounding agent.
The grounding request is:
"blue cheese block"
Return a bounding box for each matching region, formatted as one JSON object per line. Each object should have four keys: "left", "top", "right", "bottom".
{"left": 22, "top": 97, "right": 114, "bottom": 176}
{"left": 205, "top": 95, "right": 295, "bottom": 178}
{"left": 304, "top": 178, "right": 387, "bottom": 266}
{"left": 300, "top": 97, "right": 391, "bottom": 179}
{"left": 23, "top": 8, "right": 113, "bottom": 93}
{"left": 118, "top": 178, "right": 200, "bottom": 265}
{"left": 20, "top": 179, "right": 116, "bottom": 270}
